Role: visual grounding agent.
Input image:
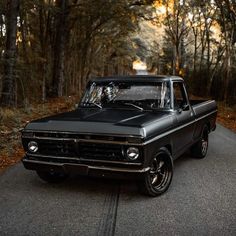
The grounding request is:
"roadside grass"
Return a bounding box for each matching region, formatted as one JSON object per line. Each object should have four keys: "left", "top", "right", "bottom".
{"left": 217, "top": 102, "right": 236, "bottom": 133}
{"left": 0, "top": 97, "right": 235, "bottom": 172}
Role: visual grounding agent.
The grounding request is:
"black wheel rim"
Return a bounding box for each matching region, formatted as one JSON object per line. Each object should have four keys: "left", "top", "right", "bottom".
{"left": 201, "top": 132, "right": 208, "bottom": 156}
{"left": 149, "top": 155, "right": 171, "bottom": 190}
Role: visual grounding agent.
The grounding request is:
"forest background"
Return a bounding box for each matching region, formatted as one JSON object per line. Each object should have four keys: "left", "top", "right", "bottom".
{"left": 0, "top": 0, "right": 235, "bottom": 169}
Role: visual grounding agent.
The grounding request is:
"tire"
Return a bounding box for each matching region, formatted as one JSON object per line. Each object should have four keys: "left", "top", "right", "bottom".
{"left": 191, "top": 125, "right": 209, "bottom": 159}
{"left": 36, "top": 170, "right": 68, "bottom": 183}
{"left": 138, "top": 148, "right": 173, "bottom": 197}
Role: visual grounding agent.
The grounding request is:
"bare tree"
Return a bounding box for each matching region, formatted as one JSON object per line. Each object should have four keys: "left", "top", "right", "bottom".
{"left": 0, "top": 0, "right": 19, "bottom": 107}
{"left": 215, "top": 0, "right": 236, "bottom": 101}
{"left": 164, "top": 0, "right": 189, "bottom": 75}
{"left": 51, "top": 0, "right": 69, "bottom": 97}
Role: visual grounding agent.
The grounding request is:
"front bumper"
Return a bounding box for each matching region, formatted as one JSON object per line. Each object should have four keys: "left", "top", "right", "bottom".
{"left": 22, "top": 157, "right": 149, "bottom": 180}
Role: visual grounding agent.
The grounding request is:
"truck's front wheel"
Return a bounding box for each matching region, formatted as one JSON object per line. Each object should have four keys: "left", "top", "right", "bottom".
{"left": 36, "top": 170, "right": 68, "bottom": 183}
{"left": 139, "top": 148, "right": 173, "bottom": 197}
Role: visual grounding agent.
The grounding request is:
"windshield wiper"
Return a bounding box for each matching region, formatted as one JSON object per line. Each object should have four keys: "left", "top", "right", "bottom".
{"left": 82, "top": 102, "right": 102, "bottom": 109}
{"left": 124, "top": 103, "right": 143, "bottom": 111}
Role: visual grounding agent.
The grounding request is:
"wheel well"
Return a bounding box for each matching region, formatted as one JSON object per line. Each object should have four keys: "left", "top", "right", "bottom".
{"left": 207, "top": 122, "right": 211, "bottom": 132}
{"left": 206, "top": 122, "right": 211, "bottom": 132}
{"left": 164, "top": 144, "right": 172, "bottom": 155}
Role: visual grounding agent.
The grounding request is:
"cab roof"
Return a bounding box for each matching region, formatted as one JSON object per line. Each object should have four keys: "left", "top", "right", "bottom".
{"left": 89, "top": 75, "right": 183, "bottom": 83}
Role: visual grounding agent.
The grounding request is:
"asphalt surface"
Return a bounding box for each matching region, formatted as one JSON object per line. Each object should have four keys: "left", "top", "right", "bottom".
{"left": 0, "top": 124, "right": 235, "bottom": 236}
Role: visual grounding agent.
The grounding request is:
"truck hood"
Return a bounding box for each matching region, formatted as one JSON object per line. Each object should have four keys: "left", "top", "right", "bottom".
{"left": 24, "top": 108, "right": 175, "bottom": 138}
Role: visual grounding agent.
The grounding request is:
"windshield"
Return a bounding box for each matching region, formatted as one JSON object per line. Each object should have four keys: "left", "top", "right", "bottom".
{"left": 80, "top": 81, "right": 171, "bottom": 110}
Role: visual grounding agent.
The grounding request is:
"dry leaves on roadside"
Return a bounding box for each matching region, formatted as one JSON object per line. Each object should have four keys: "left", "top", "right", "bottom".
{"left": 0, "top": 96, "right": 79, "bottom": 171}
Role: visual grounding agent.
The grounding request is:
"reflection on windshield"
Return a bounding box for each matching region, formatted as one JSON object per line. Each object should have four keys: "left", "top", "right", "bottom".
{"left": 81, "top": 81, "right": 170, "bottom": 110}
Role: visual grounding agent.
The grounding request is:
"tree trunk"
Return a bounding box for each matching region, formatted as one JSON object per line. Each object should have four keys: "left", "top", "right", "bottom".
{"left": 0, "top": 0, "right": 19, "bottom": 107}
{"left": 193, "top": 32, "right": 197, "bottom": 75}
{"left": 224, "top": 42, "right": 231, "bottom": 102}
{"left": 51, "top": 0, "right": 68, "bottom": 97}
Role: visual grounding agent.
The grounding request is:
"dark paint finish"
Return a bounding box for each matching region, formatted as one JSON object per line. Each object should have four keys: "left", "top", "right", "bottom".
{"left": 26, "top": 108, "right": 170, "bottom": 128}
{"left": 21, "top": 76, "right": 217, "bottom": 180}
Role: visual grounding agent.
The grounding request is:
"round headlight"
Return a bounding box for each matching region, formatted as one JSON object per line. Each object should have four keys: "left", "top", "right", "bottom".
{"left": 126, "top": 147, "right": 139, "bottom": 161}
{"left": 28, "top": 141, "right": 38, "bottom": 153}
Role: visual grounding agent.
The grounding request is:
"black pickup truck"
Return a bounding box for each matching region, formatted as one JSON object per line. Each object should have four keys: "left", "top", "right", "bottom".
{"left": 21, "top": 76, "right": 217, "bottom": 196}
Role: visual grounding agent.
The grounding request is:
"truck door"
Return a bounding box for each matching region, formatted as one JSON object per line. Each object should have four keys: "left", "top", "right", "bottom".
{"left": 172, "top": 82, "right": 195, "bottom": 155}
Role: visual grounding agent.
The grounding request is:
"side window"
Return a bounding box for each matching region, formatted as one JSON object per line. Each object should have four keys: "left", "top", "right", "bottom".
{"left": 173, "top": 82, "right": 188, "bottom": 109}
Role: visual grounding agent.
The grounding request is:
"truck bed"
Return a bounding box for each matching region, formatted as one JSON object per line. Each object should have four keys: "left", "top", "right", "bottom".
{"left": 189, "top": 99, "right": 208, "bottom": 106}
{"left": 190, "top": 99, "right": 217, "bottom": 120}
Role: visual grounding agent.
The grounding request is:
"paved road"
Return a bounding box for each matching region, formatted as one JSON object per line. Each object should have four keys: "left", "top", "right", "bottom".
{"left": 0, "top": 124, "right": 235, "bottom": 236}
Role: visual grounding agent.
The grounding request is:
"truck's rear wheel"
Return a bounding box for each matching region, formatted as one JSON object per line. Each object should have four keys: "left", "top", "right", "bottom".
{"left": 36, "top": 170, "right": 68, "bottom": 183}
{"left": 139, "top": 148, "right": 173, "bottom": 197}
{"left": 191, "top": 125, "right": 209, "bottom": 159}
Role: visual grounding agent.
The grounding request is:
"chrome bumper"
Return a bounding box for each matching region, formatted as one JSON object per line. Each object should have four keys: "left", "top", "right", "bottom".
{"left": 22, "top": 157, "right": 149, "bottom": 179}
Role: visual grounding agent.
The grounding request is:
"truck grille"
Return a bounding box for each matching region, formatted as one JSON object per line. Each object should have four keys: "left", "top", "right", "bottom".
{"left": 37, "top": 140, "right": 77, "bottom": 157}
{"left": 32, "top": 140, "right": 125, "bottom": 162}
{"left": 79, "top": 142, "right": 125, "bottom": 161}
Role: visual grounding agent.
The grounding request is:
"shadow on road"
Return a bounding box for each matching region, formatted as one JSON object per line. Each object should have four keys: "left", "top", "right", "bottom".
{"left": 27, "top": 152, "right": 196, "bottom": 198}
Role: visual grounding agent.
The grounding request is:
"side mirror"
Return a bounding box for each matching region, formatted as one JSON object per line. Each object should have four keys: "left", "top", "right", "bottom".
{"left": 182, "top": 104, "right": 190, "bottom": 111}
{"left": 177, "top": 104, "right": 189, "bottom": 114}
{"left": 177, "top": 108, "right": 182, "bottom": 114}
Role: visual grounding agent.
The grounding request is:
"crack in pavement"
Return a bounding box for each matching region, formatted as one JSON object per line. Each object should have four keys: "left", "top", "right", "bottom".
{"left": 97, "top": 184, "right": 120, "bottom": 236}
